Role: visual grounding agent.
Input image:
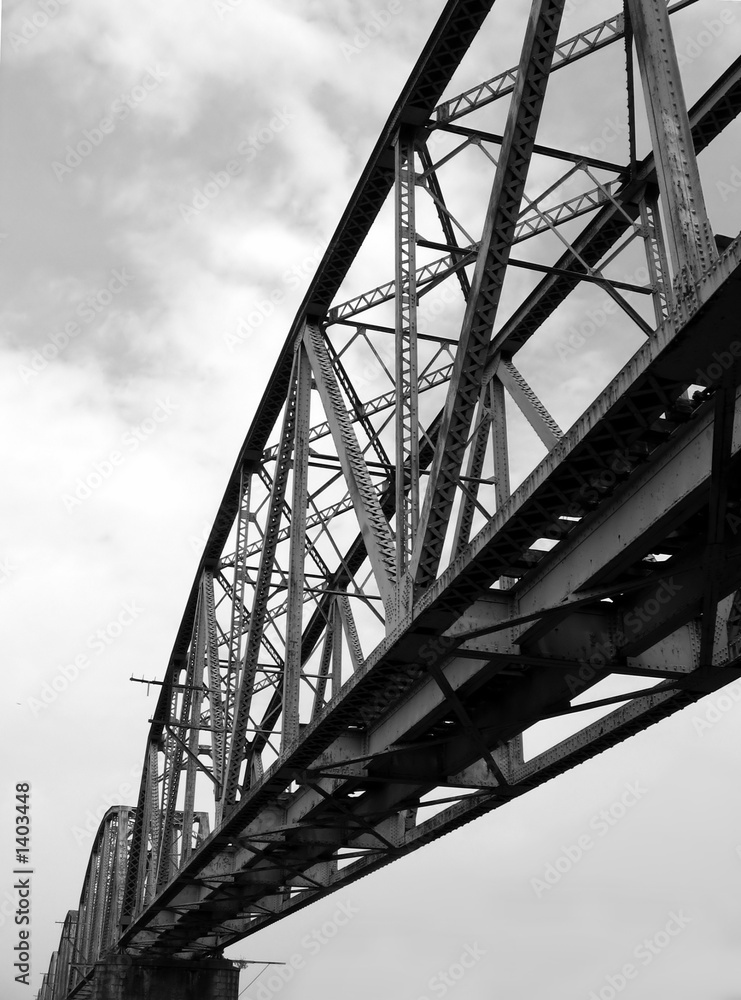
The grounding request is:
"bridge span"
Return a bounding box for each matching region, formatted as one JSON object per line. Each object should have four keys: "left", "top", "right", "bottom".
{"left": 36, "top": 0, "right": 741, "bottom": 996}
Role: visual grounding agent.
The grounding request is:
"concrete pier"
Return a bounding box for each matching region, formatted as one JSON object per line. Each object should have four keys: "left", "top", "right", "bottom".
{"left": 92, "top": 955, "right": 239, "bottom": 1000}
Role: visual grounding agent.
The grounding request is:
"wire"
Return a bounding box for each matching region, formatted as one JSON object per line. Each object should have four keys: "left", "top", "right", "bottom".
{"left": 239, "top": 963, "right": 271, "bottom": 997}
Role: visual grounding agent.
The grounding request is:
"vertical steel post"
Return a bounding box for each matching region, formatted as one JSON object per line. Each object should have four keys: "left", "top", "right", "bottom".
{"left": 203, "top": 570, "right": 226, "bottom": 824}
{"left": 223, "top": 352, "right": 302, "bottom": 810}
{"left": 156, "top": 673, "right": 188, "bottom": 889}
{"left": 181, "top": 595, "right": 206, "bottom": 864}
{"left": 639, "top": 187, "right": 672, "bottom": 324}
{"left": 144, "top": 743, "right": 160, "bottom": 905}
{"left": 284, "top": 344, "right": 311, "bottom": 750}
{"left": 452, "top": 390, "right": 493, "bottom": 559}
{"left": 311, "top": 604, "right": 335, "bottom": 721}
{"left": 626, "top": 0, "right": 717, "bottom": 288}
{"left": 331, "top": 600, "right": 343, "bottom": 700}
{"left": 395, "top": 124, "right": 420, "bottom": 607}
{"left": 489, "top": 377, "right": 510, "bottom": 512}
{"left": 227, "top": 466, "right": 252, "bottom": 726}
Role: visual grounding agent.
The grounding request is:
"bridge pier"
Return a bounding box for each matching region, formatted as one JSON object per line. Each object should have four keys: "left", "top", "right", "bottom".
{"left": 92, "top": 954, "right": 239, "bottom": 1000}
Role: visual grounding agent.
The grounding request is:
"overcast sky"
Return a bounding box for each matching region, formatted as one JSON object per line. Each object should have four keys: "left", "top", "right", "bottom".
{"left": 1, "top": 1, "right": 741, "bottom": 998}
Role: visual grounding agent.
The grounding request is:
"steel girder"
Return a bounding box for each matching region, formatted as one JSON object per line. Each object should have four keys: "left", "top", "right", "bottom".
{"left": 110, "top": 239, "right": 741, "bottom": 960}
{"left": 40, "top": 805, "right": 211, "bottom": 999}
{"left": 37, "top": 810, "right": 133, "bottom": 999}
{"left": 38, "top": 0, "right": 741, "bottom": 991}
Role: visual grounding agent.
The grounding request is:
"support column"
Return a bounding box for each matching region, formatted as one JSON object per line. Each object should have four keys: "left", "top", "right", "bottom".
{"left": 626, "top": 0, "right": 717, "bottom": 289}
{"left": 394, "top": 122, "right": 420, "bottom": 608}
{"left": 93, "top": 955, "right": 239, "bottom": 1000}
{"left": 283, "top": 343, "right": 311, "bottom": 750}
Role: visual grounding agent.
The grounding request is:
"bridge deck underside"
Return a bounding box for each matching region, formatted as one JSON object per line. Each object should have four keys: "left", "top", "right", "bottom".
{"left": 120, "top": 246, "right": 741, "bottom": 956}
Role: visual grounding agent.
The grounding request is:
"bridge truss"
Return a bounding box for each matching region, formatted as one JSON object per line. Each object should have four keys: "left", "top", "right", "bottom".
{"left": 38, "top": 0, "right": 741, "bottom": 995}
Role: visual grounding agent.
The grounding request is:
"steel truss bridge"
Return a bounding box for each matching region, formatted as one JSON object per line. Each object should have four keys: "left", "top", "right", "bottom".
{"left": 37, "top": 0, "right": 741, "bottom": 996}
